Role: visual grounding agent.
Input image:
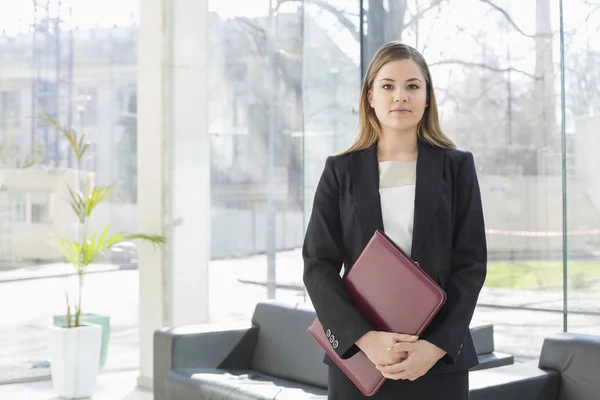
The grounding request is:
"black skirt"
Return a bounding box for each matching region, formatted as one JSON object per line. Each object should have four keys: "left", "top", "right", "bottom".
{"left": 327, "top": 364, "right": 469, "bottom": 400}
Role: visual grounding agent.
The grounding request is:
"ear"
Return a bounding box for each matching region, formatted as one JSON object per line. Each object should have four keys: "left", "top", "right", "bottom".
{"left": 367, "top": 90, "right": 373, "bottom": 105}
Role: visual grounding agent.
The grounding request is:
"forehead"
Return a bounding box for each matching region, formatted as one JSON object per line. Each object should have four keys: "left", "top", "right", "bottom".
{"left": 375, "top": 59, "right": 425, "bottom": 81}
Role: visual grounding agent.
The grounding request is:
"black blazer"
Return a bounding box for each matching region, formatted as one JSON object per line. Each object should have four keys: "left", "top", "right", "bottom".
{"left": 302, "top": 140, "right": 487, "bottom": 374}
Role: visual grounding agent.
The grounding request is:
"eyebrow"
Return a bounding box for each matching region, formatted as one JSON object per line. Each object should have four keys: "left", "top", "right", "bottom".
{"left": 379, "top": 77, "right": 423, "bottom": 83}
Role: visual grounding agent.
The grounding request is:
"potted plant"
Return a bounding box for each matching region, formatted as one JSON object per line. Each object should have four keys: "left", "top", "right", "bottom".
{"left": 43, "top": 114, "right": 165, "bottom": 399}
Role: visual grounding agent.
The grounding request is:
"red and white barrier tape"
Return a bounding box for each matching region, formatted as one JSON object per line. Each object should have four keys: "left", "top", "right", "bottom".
{"left": 486, "top": 229, "right": 600, "bottom": 237}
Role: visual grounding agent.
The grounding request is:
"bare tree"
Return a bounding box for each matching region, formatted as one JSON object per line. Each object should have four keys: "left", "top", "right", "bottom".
{"left": 363, "top": 0, "right": 446, "bottom": 68}
{"left": 218, "top": 0, "right": 599, "bottom": 188}
{"left": 212, "top": 13, "right": 304, "bottom": 209}
{"left": 534, "top": 0, "right": 557, "bottom": 150}
{"left": 566, "top": 48, "right": 600, "bottom": 116}
{"left": 563, "top": 1, "right": 600, "bottom": 117}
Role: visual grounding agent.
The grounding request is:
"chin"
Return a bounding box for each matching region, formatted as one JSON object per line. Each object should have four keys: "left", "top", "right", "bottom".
{"left": 383, "top": 121, "right": 417, "bottom": 133}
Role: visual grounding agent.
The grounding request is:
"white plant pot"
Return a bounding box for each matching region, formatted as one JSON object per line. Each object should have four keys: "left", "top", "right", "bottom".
{"left": 49, "top": 323, "right": 102, "bottom": 399}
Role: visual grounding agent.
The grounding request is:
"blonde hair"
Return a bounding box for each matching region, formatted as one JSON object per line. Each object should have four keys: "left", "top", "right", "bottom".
{"left": 341, "top": 41, "right": 456, "bottom": 154}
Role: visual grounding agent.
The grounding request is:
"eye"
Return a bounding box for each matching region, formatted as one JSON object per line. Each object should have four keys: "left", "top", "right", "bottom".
{"left": 407, "top": 84, "right": 420, "bottom": 90}
{"left": 382, "top": 84, "right": 393, "bottom": 90}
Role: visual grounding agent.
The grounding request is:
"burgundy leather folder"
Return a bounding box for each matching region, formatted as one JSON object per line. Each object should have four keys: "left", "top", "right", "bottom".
{"left": 307, "top": 229, "right": 447, "bottom": 396}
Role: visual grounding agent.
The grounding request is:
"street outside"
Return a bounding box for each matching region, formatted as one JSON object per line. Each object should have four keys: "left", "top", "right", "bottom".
{"left": 0, "top": 248, "right": 599, "bottom": 385}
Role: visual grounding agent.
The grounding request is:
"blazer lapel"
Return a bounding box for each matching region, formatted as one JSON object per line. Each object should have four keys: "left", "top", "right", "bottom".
{"left": 410, "top": 140, "right": 444, "bottom": 260}
{"left": 350, "top": 143, "right": 384, "bottom": 244}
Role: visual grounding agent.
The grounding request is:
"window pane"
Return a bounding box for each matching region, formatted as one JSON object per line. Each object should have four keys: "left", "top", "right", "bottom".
{"left": 303, "top": 0, "right": 361, "bottom": 234}
{"left": 563, "top": 0, "right": 600, "bottom": 335}
{"left": 365, "top": 0, "right": 563, "bottom": 361}
{"left": 0, "top": 0, "right": 140, "bottom": 383}
{"left": 208, "top": 1, "right": 305, "bottom": 323}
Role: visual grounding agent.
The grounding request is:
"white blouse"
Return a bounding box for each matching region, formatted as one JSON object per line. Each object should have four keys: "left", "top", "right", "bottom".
{"left": 378, "top": 160, "right": 416, "bottom": 257}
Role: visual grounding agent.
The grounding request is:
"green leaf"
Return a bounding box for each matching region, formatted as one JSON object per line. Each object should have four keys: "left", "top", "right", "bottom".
{"left": 78, "top": 136, "right": 89, "bottom": 160}
{"left": 123, "top": 233, "right": 167, "bottom": 247}
{"left": 101, "top": 232, "right": 128, "bottom": 252}
{"left": 81, "top": 143, "right": 90, "bottom": 160}
{"left": 70, "top": 203, "right": 82, "bottom": 222}
{"left": 57, "top": 227, "right": 162, "bottom": 269}
{"left": 40, "top": 113, "right": 88, "bottom": 164}
{"left": 85, "top": 184, "right": 111, "bottom": 217}
{"left": 98, "top": 225, "right": 109, "bottom": 250}
{"left": 87, "top": 227, "right": 166, "bottom": 256}
{"left": 66, "top": 185, "right": 86, "bottom": 223}
{"left": 82, "top": 235, "right": 98, "bottom": 266}
{"left": 57, "top": 239, "right": 81, "bottom": 267}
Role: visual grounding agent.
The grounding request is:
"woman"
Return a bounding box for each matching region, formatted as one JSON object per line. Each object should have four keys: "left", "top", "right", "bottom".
{"left": 302, "top": 41, "right": 487, "bottom": 399}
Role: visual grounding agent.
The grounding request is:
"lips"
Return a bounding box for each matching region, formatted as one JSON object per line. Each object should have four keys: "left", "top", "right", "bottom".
{"left": 391, "top": 108, "right": 411, "bottom": 113}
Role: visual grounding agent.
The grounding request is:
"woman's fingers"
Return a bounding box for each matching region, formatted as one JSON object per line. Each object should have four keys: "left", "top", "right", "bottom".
{"left": 387, "top": 342, "right": 416, "bottom": 353}
{"left": 407, "top": 373, "right": 422, "bottom": 381}
{"left": 391, "top": 333, "right": 419, "bottom": 343}
{"left": 377, "top": 357, "right": 411, "bottom": 374}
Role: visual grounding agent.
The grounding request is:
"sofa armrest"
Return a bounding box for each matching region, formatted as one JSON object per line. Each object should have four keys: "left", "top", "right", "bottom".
{"left": 153, "top": 321, "right": 258, "bottom": 400}
{"left": 539, "top": 332, "right": 600, "bottom": 400}
{"left": 471, "top": 352, "right": 514, "bottom": 371}
{"left": 471, "top": 324, "right": 495, "bottom": 355}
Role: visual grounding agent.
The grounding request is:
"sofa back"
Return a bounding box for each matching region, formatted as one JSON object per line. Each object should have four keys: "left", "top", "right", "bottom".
{"left": 539, "top": 332, "right": 600, "bottom": 400}
{"left": 250, "top": 301, "right": 328, "bottom": 389}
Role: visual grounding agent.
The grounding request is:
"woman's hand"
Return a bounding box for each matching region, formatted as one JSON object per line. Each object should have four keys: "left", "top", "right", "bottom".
{"left": 375, "top": 340, "right": 447, "bottom": 381}
{"left": 356, "top": 331, "right": 418, "bottom": 366}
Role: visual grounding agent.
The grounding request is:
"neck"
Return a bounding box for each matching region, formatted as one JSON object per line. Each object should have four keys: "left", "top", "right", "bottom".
{"left": 377, "top": 130, "right": 418, "bottom": 162}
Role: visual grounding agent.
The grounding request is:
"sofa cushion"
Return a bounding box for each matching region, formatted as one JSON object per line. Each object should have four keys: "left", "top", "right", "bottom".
{"left": 166, "top": 368, "right": 327, "bottom": 400}
{"left": 539, "top": 332, "right": 600, "bottom": 400}
{"left": 469, "top": 361, "right": 559, "bottom": 400}
{"left": 250, "top": 301, "right": 328, "bottom": 389}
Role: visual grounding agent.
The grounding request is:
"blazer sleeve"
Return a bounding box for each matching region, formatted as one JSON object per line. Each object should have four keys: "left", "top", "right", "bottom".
{"left": 422, "top": 151, "right": 487, "bottom": 366}
{"left": 302, "top": 156, "right": 374, "bottom": 359}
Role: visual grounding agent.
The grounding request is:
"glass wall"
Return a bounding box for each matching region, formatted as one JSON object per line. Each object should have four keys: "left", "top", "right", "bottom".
{"left": 563, "top": 1, "right": 600, "bottom": 334}
{"left": 301, "top": 0, "right": 599, "bottom": 361}
{"left": 207, "top": 0, "right": 306, "bottom": 322}
{"left": 375, "top": 0, "right": 566, "bottom": 361}
{"left": 0, "top": 0, "right": 140, "bottom": 383}
{"left": 302, "top": 0, "right": 361, "bottom": 229}
{"left": 203, "top": 0, "right": 599, "bottom": 360}
{"left": 1, "top": 0, "right": 598, "bottom": 386}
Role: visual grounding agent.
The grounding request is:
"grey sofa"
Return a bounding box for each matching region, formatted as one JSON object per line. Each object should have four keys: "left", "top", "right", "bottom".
{"left": 470, "top": 332, "right": 600, "bottom": 400}
{"left": 154, "top": 301, "right": 328, "bottom": 400}
{"left": 154, "top": 300, "right": 513, "bottom": 400}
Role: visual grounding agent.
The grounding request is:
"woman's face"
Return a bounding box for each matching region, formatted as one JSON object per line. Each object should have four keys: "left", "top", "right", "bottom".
{"left": 368, "top": 59, "right": 428, "bottom": 136}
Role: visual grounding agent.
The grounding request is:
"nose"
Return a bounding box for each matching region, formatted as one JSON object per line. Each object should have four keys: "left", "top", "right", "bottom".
{"left": 394, "top": 89, "right": 409, "bottom": 103}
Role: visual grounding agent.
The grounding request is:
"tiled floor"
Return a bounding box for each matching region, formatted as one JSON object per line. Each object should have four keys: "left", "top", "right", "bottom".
{"left": 0, "top": 370, "right": 151, "bottom": 400}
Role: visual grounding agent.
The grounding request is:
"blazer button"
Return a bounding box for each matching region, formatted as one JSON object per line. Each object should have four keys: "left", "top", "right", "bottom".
{"left": 326, "top": 329, "right": 331, "bottom": 338}
{"left": 329, "top": 335, "right": 335, "bottom": 343}
{"left": 333, "top": 340, "right": 338, "bottom": 349}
